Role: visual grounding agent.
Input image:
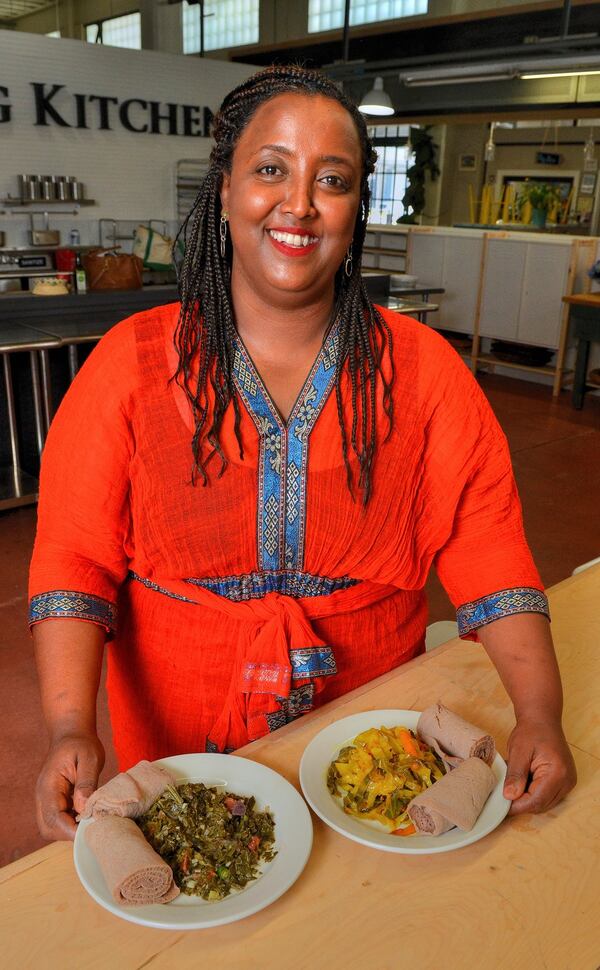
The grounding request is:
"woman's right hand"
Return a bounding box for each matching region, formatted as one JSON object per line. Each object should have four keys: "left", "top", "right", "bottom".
{"left": 36, "top": 733, "right": 105, "bottom": 842}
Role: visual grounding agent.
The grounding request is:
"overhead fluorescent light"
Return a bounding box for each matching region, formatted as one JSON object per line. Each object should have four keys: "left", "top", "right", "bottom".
{"left": 358, "top": 77, "right": 394, "bottom": 116}
{"left": 403, "top": 71, "right": 515, "bottom": 87}
{"left": 399, "top": 53, "right": 600, "bottom": 88}
{"left": 520, "top": 69, "right": 600, "bottom": 79}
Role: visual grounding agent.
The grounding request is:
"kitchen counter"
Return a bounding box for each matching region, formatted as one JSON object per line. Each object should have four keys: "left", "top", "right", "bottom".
{"left": 1, "top": 565, "right": 598, "bottom": 970}
{"left": 0, "top": 285, "right": 179, "bottom": 331}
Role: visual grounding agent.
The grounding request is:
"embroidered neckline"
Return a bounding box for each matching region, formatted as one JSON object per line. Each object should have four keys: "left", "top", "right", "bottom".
{"left": 232, "top": 323, "right": 340, "bottom": 572}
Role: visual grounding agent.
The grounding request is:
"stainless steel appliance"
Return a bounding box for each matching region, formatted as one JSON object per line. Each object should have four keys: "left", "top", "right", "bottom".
{"left": 0, "top": 251, "right": 55, "bottom": 292}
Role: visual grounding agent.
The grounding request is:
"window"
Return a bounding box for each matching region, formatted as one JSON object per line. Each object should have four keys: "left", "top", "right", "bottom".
{"left": 308, "top": 0, "right": 427, "bottom": 33}
{"left": 86, "top": 12, "right": 141, "bottom": 50}
{"left": 183, "top": 0, "right": 259, "bottom": 55}
{"left": 368, "top": 124, "right": 411, "bottom": 224}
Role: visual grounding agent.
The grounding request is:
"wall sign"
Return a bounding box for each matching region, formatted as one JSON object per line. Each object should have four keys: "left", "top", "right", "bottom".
{"left": 536, "top": 151, "right": 562, "bottom": 165}
{"left": 0, "top": 82, "right": 213, "bottom": 136}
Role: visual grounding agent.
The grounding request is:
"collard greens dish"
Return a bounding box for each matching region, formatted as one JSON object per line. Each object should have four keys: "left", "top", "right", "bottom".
{"left": 137, "top": 782, "right": 277, "bottom": 900}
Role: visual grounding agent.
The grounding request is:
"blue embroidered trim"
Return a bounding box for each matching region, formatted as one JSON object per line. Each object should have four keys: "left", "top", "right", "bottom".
{"left": 186, "top": 570, "right": 358, "bottom": 602}
{"left": 205, "top": 739, "right": 234, "bottom": 755}
{"left": 28, "top": 590, "right": 117, "bottom": 633}
{"left": 232, "top": 323, "right": 339, "bottom": 572}
{"left": 457, "top": 587, "right": 550, "bottom": 636}
{"left": 129, "top": 571, "right": 198, "bottom": 604}
{"left": 290, "top": 646, "right": 337, "bottom": 680}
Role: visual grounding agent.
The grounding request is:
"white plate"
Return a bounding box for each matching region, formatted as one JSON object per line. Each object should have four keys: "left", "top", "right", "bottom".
{"left": 74, "top": 753, "right": 313, "bottom": 929}
{"left": 299, "top": 709, "right": 510, "bottom": 855}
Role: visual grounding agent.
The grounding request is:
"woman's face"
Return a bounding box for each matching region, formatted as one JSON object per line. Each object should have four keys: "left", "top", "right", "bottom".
{"left": 220, "top": 92, "right": 363, "bottom": 304}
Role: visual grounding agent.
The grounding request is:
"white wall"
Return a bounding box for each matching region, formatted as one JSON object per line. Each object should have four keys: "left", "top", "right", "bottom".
{"left": 0, "top": 31, "right": 255, "bottom": 247}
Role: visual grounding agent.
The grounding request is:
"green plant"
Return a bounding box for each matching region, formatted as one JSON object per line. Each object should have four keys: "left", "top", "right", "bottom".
{"left": 516, "top": 181, "right": 562, "bottom": 213}
{"left": 397, "top": 127, "right": 440, "bottom": 224}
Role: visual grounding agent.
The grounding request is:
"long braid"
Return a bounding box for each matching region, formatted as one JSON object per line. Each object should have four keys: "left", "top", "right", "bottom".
{"left": 173, "top": 65, "right": 394, "bottom": 503}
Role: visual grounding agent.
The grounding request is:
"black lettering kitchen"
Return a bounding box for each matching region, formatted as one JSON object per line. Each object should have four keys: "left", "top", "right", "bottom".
{"left": 0, "top": 82, "right": 213, "bottom": 136}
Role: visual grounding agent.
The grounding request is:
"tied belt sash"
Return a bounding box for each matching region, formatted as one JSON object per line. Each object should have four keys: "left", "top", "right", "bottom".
{"left": 129, "top": 575, "right": 400, "bottom": 752}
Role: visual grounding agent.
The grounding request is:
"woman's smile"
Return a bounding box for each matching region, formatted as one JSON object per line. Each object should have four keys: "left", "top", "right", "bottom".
{"left": 266, "top": 226, "right": 320, "bottom": 257}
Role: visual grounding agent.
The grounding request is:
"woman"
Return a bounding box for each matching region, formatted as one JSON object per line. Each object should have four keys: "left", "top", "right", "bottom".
{"left": 30, "top": 66, "right": 575, "bottom": 842}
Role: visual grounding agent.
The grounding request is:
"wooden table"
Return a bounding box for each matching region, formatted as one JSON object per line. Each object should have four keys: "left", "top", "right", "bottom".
{"left": 2, "top": 566, "right": 599, "bottom": 970}
{"left": 562, "top": 293, "right": 600, "bottom": 409}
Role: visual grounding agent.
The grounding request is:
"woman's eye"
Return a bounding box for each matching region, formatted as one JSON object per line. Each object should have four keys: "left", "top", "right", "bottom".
{"left": 320, "top": 174, "right": 348, "bottom": 189}
{"left": 257, "top": 164, "right": 281, "bottom": 176}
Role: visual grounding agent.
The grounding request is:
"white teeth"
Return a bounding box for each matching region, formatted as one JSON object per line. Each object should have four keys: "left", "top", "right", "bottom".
{"left": 268, "top": 230, "right": 316, "bottom": 247}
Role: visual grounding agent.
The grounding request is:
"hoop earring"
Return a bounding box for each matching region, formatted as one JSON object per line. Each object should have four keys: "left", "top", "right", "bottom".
{"left": 220, "top": 212, "right": 229, "bottom": 259}
{"left": 344, "top": 244, "right": 353, "bottom": 278}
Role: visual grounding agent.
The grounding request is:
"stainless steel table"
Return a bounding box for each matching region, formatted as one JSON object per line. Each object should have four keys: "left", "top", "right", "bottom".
{"left": 0, "top": 324, "right": 61, "bottom": 510}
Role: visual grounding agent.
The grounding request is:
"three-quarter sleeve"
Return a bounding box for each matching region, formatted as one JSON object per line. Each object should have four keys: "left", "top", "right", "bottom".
{"left": 28, "top": 318, "right": 137, "bottom": 636}
{"left": 418, "top": 328, "right": 549, "bottom": 641}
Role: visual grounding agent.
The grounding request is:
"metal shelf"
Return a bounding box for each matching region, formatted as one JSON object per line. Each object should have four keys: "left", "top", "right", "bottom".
{"left": 0, "top": 197, "right": 96, "bottom": 206}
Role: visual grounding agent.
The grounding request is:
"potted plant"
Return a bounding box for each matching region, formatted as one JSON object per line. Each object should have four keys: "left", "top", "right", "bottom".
{"left": 515, "top": 181, "right": 562, "bottom": 229}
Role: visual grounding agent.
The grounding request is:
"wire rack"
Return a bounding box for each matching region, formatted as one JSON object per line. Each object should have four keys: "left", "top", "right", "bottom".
{"left": 176, "top": 158, "right": 210, "bottom": 223}
{"left": 98, "top": 219, "right": 169, "bottom": 251}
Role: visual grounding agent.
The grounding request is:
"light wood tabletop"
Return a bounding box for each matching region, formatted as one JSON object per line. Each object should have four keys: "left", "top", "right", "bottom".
{"left": 2, "top": 566, "right": 599, "bottom": 970}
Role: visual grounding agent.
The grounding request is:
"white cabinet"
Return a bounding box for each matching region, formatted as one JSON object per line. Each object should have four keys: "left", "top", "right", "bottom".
{"left": 409, "top": 228, "right": 484, "bottom": 335}
{"left": 479, "top": 236, "right": 572, "bottom": 348}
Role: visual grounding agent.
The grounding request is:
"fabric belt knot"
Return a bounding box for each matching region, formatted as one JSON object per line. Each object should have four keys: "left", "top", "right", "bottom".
{"left": 207, "top": 591, "right": 337, "bottom": 753}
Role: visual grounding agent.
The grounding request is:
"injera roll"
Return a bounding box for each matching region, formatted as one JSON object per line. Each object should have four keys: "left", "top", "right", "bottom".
{"left": 85, "top": 815, "right": 180, "bottom": 906}
{"left": 417, "top": 702, "right": 496, "bottom": 768}
{"left": 407, "top": 757, "right": 496, "bottom": 835}
{"left": 79, "top": 760, "right": 176, "bottom": 820}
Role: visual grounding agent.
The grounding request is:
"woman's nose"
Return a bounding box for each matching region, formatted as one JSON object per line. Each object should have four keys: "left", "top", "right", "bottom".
{"left": 281, "top": 177, "right": 316, "bottom": 219}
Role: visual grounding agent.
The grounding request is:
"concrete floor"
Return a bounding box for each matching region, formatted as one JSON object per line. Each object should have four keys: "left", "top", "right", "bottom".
{"left": 1, "top": 372, "right": 599, "bottom": 867}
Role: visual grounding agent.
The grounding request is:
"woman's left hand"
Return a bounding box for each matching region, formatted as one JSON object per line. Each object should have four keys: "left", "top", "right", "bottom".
{"left": 503, "top": 717, "right": 577, "bottom": 815}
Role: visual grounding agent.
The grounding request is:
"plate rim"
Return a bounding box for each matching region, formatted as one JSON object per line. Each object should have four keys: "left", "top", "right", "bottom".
{"left": 73, "top": 752, "right": 313, "bottom": 930}
{"left": 299, "top": 708, "right": 510, "bottom": 855}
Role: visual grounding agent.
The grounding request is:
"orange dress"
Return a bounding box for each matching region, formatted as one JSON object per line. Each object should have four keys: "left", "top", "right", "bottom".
{"left": 29, "top": 303, "right": 548, "bottom": 769}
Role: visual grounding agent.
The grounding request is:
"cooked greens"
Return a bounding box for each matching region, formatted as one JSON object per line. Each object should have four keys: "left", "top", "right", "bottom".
{"left": 136, "top": 783, "right": 276, "bottom": 900}
{"left": 327, "top": 726, "right": 446, "bottom": 834}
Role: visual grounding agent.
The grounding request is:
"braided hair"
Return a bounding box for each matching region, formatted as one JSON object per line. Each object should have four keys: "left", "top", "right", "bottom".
{"left": 174, "top": 64, "right": 394, "bottom": 503}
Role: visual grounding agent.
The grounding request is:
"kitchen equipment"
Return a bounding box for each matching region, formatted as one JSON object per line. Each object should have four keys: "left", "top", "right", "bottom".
{"left": 0, "top": 278, "right": 21, "bottom": 293}
{"left": 0, "top": 250, "right": 55, "bottom": 292}
{"left": 40, "top": 176, "right": 55, "bottom": 201}
{"left": 65, "top": 176, "right": 83, "bottom": 201}
{"left": 55, "top": 177, "right": 69, "bottom": 201}
{"left": 19, "top": 176, "right": 40, "bottom": 202}
{"left": 55, "top": 248, "right": 76, "bottom": 272}
{"left": 29, "top": 212, "right": 60, "bottom": 247}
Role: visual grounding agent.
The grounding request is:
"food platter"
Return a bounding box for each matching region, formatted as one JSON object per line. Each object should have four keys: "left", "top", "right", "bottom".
{"left": 74, "top": 753, "right": 313, "bottom": 929}
{"left": 299, "top": 709, "right": 510, "bottom": 855}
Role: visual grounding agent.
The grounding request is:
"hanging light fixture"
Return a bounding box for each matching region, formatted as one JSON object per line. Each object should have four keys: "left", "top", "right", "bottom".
{"left": 484, "top": 122, "right": 497, "bottom": 162}
{"left": 358, "top": 77, "right": 394, "bottom": 116}
{"left": 583, "top": 129, "right": 596, "bottom": 164}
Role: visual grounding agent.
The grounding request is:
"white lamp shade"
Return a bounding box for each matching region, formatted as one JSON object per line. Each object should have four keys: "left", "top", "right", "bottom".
{"left": 358, "top": 77, "right": 394, "bottom": 116}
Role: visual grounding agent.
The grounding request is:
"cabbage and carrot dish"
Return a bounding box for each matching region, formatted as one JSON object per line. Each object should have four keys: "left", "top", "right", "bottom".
{"left": 137, "top": 782, "right": 276, "bottom": 900}
{"left": 327, "top": 726, "right": 446, "bottom": 835}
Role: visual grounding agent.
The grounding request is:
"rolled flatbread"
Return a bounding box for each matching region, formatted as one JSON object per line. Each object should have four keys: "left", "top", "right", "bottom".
{"left": 417, "top": 702, "right": 496, "bottom": 769}
{"left": 407, "top": 757, "right": 496, "bottom": 835}
{"left": 79, "top": 760, "right": 176, "bottom": 820}
{"left": 85, "top": 815, "right": 179, "bottom": 906}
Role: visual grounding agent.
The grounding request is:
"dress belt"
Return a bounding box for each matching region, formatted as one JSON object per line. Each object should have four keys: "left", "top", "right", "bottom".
{"left": 129, "top": 573, "right": 400, "bottom": 752}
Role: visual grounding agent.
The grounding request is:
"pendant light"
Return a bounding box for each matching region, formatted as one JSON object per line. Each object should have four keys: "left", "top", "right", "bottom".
{"left": 484, "top": 122, "right": 496, "bottom": 163}
{"left": 583, "top": 129, "right": 596, "bottom": 164}
{"left": 358, "top": 77, "right": 394, "bottom": 116}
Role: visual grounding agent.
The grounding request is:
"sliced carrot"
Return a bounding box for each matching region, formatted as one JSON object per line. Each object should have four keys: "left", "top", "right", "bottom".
{"left": 397, "top": 729, "right": 419, "bottom": 758}
{"left": 391, "top": 824, "right": 416, "bottom": 837}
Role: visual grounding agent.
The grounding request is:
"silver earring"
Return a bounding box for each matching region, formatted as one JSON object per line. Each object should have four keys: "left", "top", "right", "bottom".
{"left": 220, "top": 212, "right": 228, "bottom": 258}
{"left": 344, "top": 245, "right": 353, "bottom": 278}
